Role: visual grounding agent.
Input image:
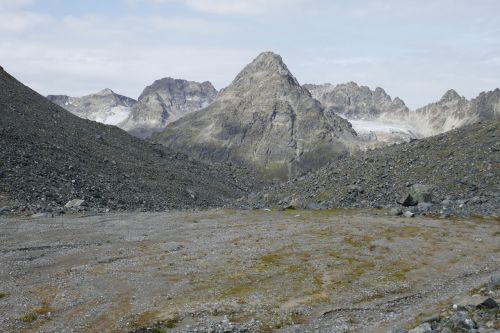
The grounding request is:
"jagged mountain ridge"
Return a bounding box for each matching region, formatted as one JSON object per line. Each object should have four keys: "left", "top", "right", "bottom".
{"left": 152, "top": 52, "right": 359, "bottom": 180}
{"left": 0, "top": 66, "right": 262, "bottom": 212}
{"left": 412, "top": 88, "right": 500, "bottom": 136}
{"left": 411, "top": 89, "right": 472, "bottom": 136}
{"left": 306, "top": 82, "right": 499, "bottom": 138}
{"left": 305, "top": 82, "right": 416, "bottom": 144}
{"left": 120, "top": 78, "right": 218, "bottom": 139}
{"left": 47, "top": 89, "right": 136, "bottom": 126}
{"left": 304, "top": 82, "right": 410, "bottom": 121}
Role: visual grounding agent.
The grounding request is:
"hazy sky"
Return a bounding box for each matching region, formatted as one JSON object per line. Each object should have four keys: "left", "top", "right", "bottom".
{"left": 1, "top": 0, "right": 499, "bottom": 109}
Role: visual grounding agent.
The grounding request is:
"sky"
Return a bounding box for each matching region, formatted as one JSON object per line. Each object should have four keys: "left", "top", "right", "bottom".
{"left": 0, "top": 0, "right": 499, "bottom": 109}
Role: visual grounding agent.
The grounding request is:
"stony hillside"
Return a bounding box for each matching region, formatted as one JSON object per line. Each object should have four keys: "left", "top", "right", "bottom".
{"left": 152, "top": 52, "right": 359, "bottom": 180}
{"left": 304, "top": 82, "right": 410, "bottom": 121}
{"left": 250, "top": 120, "right": 500, "bottom": 216}
{"left": 0, "top": 66, "right": 264, "bottom": 214}
{"left": 47, "top": 89, "right": 136, "bottom": 126}
{"left": 120, "top": 78, "right": 218, "bottom": 139}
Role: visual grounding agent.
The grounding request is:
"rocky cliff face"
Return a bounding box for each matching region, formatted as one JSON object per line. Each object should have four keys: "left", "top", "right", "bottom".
{"left": 304, "top": 82, "right": 410, "bottom": 121}
{"left": 412, "top": 88, "right": 500, "bottom": 136}
{"left": 412, "top": 89, "right": 472, "bottom": 136}
{"left": 305, "top": 82, "right": 415, "bottom": 144}
{"left": 47, "top": 89, "right": 136, "bottom": 126}
{"left": 119, "top": 78, "right": 218, "bottom": 139}
{"left": 152, "top": 52, "right": 359, "bottom": 180}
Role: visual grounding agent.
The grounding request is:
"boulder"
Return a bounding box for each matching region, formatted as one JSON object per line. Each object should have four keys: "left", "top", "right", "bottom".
{"left": 398, "top": 194, "right": 418, "bottom": 206}
{"left": 447, "top": 311, "right": 477, "bottom": 331}
{"left": 389, "top": 207, "right": 403, "bottom": 216}
{"left": 64, "top": 199, "right": 86, "bottom": 209}
{"left": 409, "top": 184, "right": 433, "bottom": 203}
{"left": 477, "top": 298, "right": 498, "bottom": 310}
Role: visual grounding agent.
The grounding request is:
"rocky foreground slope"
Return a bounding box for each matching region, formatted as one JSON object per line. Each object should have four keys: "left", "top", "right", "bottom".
{"left": 153, "top": 52, "right": 359, "bottom": 180}
{"left": 47, "top": 88, "right": 136, "bottom": 126}
{"left": 250, "top": 120, "right": 500, "bottom": 216}
{"left": 120, "top": 78, "right": 218, "bottom": 139}
{"left": 0, "top": 67, "right": 263, "bottom": 214}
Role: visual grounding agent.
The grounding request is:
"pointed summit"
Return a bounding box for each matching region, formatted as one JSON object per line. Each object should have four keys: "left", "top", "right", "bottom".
{"left": 218, "top": 51, "right": 301, "bottom": 101}
{"left": 96, "top": 88, "right": 114, "bottom": 96}
{"left": 440, "top": 89, "right": 461, "bottom": 102}
{"left": 243, "top": 51, "right": 291, "bottom": 75}
{"left": 152, "top": 52, "right": 358, "bottom": 180}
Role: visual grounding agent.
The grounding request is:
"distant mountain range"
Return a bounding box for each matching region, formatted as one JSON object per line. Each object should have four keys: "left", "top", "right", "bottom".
{"left": 47, "top": 89, "right": 136, "bottom": 126}
{"left": 48, "top": 78, "right": 217, "bottom": 138}
{"left": 305, "top": 82, "right": 500, "bottom": 141}
{"left": 46, "top": 52, "right": 499, "bottom": 180}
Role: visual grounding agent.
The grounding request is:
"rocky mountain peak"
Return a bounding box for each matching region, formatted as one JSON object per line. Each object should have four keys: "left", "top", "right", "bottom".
{"left": 393, "top": 97, "right": 406, "bottom": 107}
{"left": 96, "top": 88, "right": 114, "bottom": 96}
{"left": 248, "top": 51, "right": 290, "bottom": 74}
{"left": 220, "top": 52, "right": 301, "bottom": 101}
{"left": 440, "top": 89, "right": 462, "bottom": 102}
{"left": 152, "top": 52, "right": 358, "bottom": 180}
{"left": 46, "top": 89, "right": 136, "bottom": 126}
{"left": 305, "top": 81, "right": 410, "bottom": 122}
{"left": 119, "top": 77, "right": 218, "bottom": 139}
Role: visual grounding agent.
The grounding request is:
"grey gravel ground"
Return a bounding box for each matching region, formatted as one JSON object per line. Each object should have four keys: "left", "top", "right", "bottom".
{"left": 0, "top": 209, "right": 498, "bottom": 333}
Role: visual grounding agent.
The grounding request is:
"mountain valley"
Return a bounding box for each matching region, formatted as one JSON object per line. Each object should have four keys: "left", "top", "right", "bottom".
{"left": 0, "top": 50, "right": 498, "bottom": 333}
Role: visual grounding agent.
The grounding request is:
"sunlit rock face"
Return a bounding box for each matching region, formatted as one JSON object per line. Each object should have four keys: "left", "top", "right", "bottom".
{"left": 152, "top": 52, "right": 359, "bottom": 180}
{"left": 120, "top": 78, "right": 218, "bottom": 139}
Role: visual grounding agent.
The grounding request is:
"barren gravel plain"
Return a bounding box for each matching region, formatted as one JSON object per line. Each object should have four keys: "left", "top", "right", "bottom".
{"left": 0, "top": 209, "right": 498, "bottom": 332}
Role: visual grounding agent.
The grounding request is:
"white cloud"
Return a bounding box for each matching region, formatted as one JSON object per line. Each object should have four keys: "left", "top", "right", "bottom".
{"left": 185, "top": 0, "right": 305, "bottom": 14}
{"left": 0, "top": 11, "right": 51, "bottom": 32}
{"left": 0, "top": 0, "right": 34, "bottom": 9}
{"left": 133, "top": 0, "right": 307, "bottom": 15}
{"left": 0, "top": 0, "right": 51, "bottom": 32}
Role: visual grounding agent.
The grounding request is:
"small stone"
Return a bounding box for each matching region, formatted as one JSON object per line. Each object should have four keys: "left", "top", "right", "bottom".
{"left": 403, "top": 211, "right": 415, "bottom": 218}
{"left": 477, "top": 297, "right": 498, "bottom": 309}
{"left": 421, "top": 315, "right": 440, "bottom": 324}
{"left": 486, "top": 274, "right": 500, "bottom": 291}
{"left": 30, "top": 212, "right": 52, "bottom": 218}
{"left": 408, "top": 322, "right": 431, "bottom": 333}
